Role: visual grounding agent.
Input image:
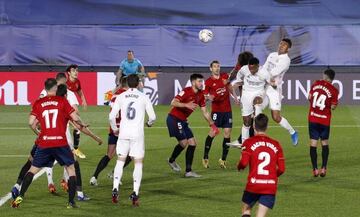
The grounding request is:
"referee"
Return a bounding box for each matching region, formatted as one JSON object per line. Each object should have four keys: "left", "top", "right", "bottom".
{"left": 116, "top": 50, "right": 145, "bottom": 86}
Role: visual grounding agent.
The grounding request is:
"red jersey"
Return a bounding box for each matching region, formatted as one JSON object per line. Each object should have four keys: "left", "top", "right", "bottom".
{"left": 204, "top": 73, "right": 231, "bottom": 112}
{"left": 66, "top": 77, "right": 81, "bottom": 92}
{"left": 169, "top": 87, "right": 206, "bottom": 121}
{"left": 308, "top": 80, "right": 339, "bottom": 126}
{"left": 109, "top": 88, "right": 126, "bottom": 135}
{"left": 238, "top": 135, "right": 285, "bottom": 195}
{"left": 30, "top": 96, "right": 75, "bottom": 148}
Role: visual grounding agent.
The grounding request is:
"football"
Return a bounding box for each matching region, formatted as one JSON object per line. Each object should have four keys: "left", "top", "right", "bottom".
{"left": 198, "top": 29, "right": 213, "bottom": 43}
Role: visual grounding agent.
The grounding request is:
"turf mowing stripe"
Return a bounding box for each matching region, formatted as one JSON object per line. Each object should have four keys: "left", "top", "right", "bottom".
{"left": 0, "top": 162, "right": 57, "bottom": 207}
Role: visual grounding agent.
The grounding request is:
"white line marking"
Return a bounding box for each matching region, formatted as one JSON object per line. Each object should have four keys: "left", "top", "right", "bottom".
{"left": 0, "top": 155, "right": 28, "bottom": 158}
{"left": 0, "top": 125, "right": 358, "bottom": 130}
{"left": 0, "top": 162, "right": 57, "bottom": 207}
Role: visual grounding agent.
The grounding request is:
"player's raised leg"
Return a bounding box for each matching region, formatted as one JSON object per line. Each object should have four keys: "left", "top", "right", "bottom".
{"left": 271, "top": 109, "right": 298, "bottom": 145}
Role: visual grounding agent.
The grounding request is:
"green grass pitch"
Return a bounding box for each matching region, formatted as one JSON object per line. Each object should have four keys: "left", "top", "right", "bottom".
{"left": 0, "top": 105, "right": 359, "bottom": 217}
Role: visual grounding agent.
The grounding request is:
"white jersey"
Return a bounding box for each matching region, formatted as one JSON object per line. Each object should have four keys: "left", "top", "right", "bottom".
{"left": 263, "top": 52, "right": 290, "bottom": 92}
{"left": 232, "top": 65, "right": 269, "bottom": 93}
{"left": 109, "top": 88, "right": 156, "bottom": 139}
{"left": 39, "top": 89, "right": 79, "bottom": 106}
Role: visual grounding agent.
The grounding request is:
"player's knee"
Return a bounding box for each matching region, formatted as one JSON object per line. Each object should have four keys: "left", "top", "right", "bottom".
{"left": 253, "top": 96, "right": 263, "bottom": 105}
{"left": 223, "top": 129, "right": 231, "bottom": 138}
{"left": 272, "top": 113, "right": 281, "bottom": 123}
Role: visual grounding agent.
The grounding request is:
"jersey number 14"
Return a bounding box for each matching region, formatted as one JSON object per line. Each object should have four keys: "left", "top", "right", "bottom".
{"left": 312, "top": 92, "right": 326, "bottom": 110}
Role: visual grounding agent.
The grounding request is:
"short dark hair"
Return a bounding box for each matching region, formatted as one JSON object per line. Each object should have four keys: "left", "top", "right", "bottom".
{"left": 249, "top": 57, "right": 260, "bottom": 65}
{"left": 56, "top": 72, "right": 67, "bottom": 81}
{"left": 56, "top": 84, "right": 68, "bottom": 97}
{"left": 66, "top": 64, "right": 78, "bottom": 73}
{"left": 254, "top": 113, "right": 269, "bottom": 132}
{"left": 190, "top": 73, "right": 204, "bottom": 82}
{"left": 324, "top": 68, "right": 335, "bottom": 81}
{"left": 237, "top": 51, "right": 254, "bottom": 66}
{"left": 127, "top": 74, "right": 140, "bottom": 88}
{"left": 282, "top": 38, "right": 292, "bottom": 48}
{"left": 120, "top": 76, "right": 128, "bottom": 87}
{"left": 210, "top": 60, "right": 220, "bottom": 68}
{"left": 128, "top": 50, "right": 134, "bottom": 54}
{"left": 44, "top": 78, "right": 57, "bottom": 91}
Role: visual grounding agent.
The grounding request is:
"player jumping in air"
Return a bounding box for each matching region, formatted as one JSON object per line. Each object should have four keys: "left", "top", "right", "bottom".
{"left": 202, "top": 60, "right": 239, "bottom": 169}
{"left": 238, "top": 114, "right": 285, "bottom": 217}
{"left": 66, "top": 64, "right": 87, "bottom": 159}
{"left": 230, "top": 58, "right": 270, "bottom": 145}
{"left": 262, "top": 38, "right": 298, "bottom": 145}
{"left": 109, "top": 74, "right": 156, "bottom": 206}
{"left": 90, "top": 77, "right": 132, "bottom": 186}
{"left": 308, "top": 69, "right": 338, "bottom": 177}
{"left": 167, "top": 73, "right": 219, "bottom": 178}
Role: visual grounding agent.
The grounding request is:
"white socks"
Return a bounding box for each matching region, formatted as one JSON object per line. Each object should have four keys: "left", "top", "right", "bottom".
{"left": 279, "top": 117, "right": 296, "bottom": 135}
{"left": 113, "top": 159, "right": 125, "bottom": 191}
{"left": 77, "top": 191, "right": 84, "bottom": 197}
{"left": 63, "top": 167, "right": 69, "bottom": 181}
{"left": 45, "top": 167, "right": 54, "bottom": 185}
{"left": 254, "top": 104, "right": 263, "bottom": 117}
{"left": 133, "top": 162, "right": 143, "bottom": 195}
{"left": 242, "top": 125, "right": 250, "bottom": 143}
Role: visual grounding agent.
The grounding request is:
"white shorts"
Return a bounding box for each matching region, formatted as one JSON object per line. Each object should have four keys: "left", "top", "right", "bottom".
{"left": 66, "top": 126, "right": 74, "bottom": 151}
{"left": 241, "top": 90, "right": 264, "bottom": 116}
{"left": 265, "top": 86, "right": 282, "bottom": 111}
{"left": 116, "top": 137, "right": 144, "bottom": 159}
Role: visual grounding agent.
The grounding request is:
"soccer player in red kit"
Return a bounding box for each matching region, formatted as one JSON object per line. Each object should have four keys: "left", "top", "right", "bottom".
{"left": 12, "top": 78, "right": 88, "bottom": 208}
{"left": 308, "top": 69, "right": 338, "bottom": 177}
{"left": 66, "top": 64, "right": 87, "bottom": 158}
{"left": 238, "top": 114, "right": 285, "bottom": 217}
{"left": 202, "top": 60, "right": 239, "bottom": 169}
{"left": 167, "top": 73, "right": 219, "bottom": 178}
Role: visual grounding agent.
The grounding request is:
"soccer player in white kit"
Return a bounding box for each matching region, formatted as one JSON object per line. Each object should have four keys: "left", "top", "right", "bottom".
{"left": 109, "top": 74, "right": 156, "bottom": 206}
{"left": 231, "top": 57, "right": 270, "bottom": 144}
{"left": 262, "top": 38, "right": 298, "bottom": 145}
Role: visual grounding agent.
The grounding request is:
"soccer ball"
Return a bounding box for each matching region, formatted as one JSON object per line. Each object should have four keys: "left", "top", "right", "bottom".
{"left": 198, "top": 29, "right": 213, "bottom": 43}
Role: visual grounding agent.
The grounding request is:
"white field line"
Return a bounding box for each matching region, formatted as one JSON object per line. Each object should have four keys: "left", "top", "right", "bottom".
{"left": 0, "top": 155, "right": 28, "bottom": 158}
{"left": 0, "top": 162, "right": 57, "bottom": 207}
{"left": 0, "top": 125, "right": 359, "bottom": 130}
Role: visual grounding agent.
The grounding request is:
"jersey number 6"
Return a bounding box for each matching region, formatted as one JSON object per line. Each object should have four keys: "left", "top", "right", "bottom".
{"left": 126, "top": 102, "right": 136, "bottom": 120}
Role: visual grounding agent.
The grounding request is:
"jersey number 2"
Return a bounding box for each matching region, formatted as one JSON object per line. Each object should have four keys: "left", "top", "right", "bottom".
{"left": 42, "top": 109, "right": 58, "bottom": 129}
{"left": 258, "top": 152, "right": 270, "bottom": 175}
{"left": 312, "top": 92, "right": 326, "bottom": 110}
